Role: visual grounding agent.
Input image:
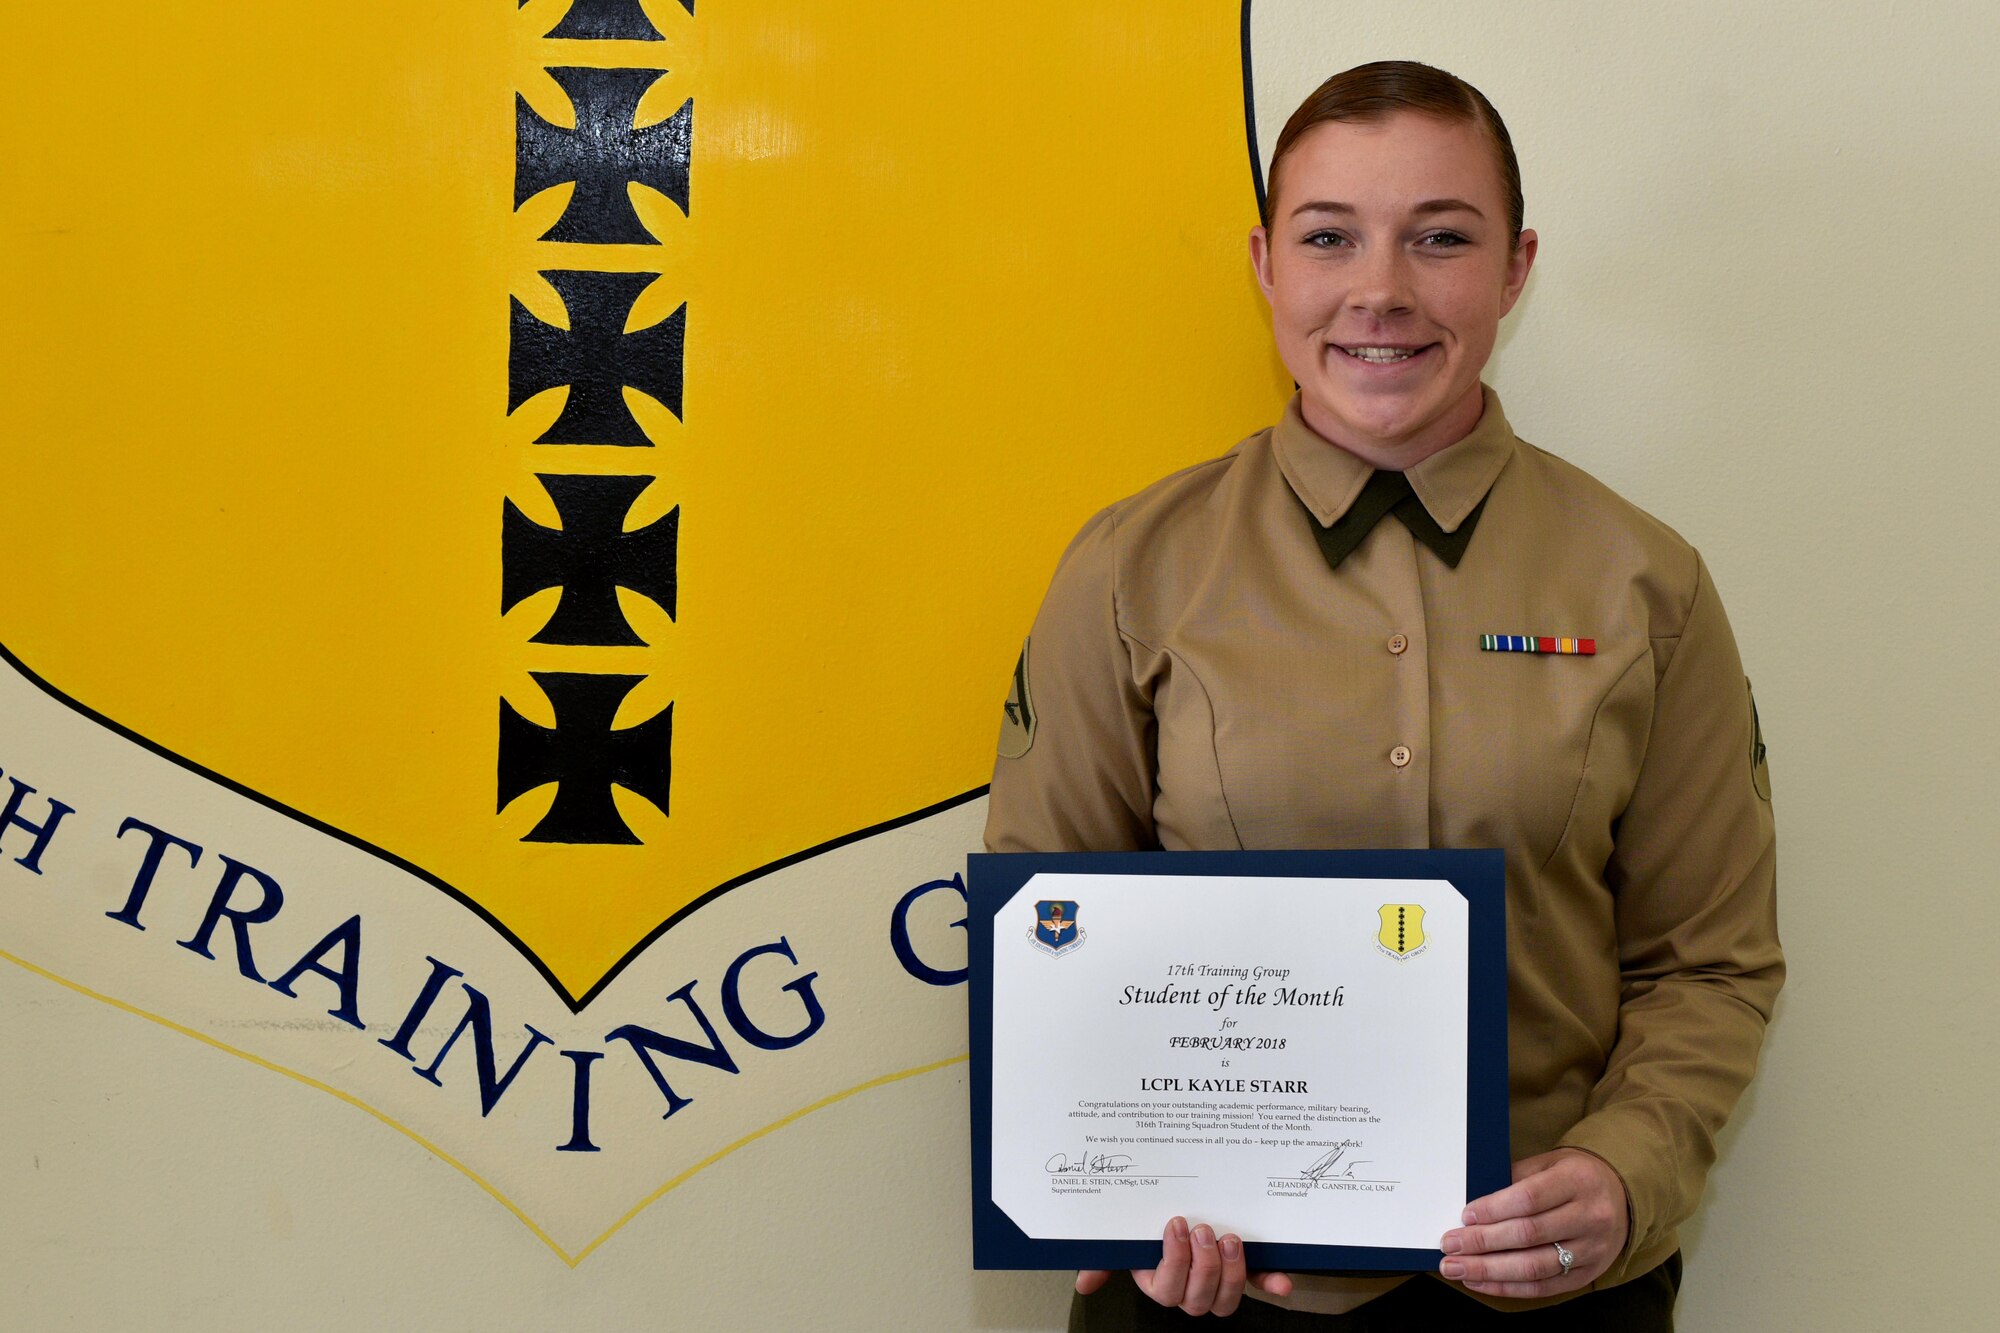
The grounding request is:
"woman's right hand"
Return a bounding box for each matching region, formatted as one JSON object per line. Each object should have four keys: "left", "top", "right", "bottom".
{"left": 1075, "top": 1217, "right": 1294, "bottom": 1318}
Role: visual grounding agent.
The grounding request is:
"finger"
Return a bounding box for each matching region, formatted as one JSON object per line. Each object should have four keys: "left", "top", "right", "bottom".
{"left": 1463, "top": 1272, "right": 1591, "bottom": 1300}
{"left": 1509, "top": 1149, "right": 1567, "bottom": 1183}
{"left": 1210, "top": 1234, "right": 1249, "bottom": 1318}
{"left": 1179, "top": 1224, "right": 1224, "bottom": 1316}
{"left": 1139, "top": 1217, "right": 1192, "bottom": 1307}
{"left": 1444, "top": 1201, "right": 1588, "bottom": 1257}
{"left": 1074, "top": 1270, "right": 1111, "bottom": 1296}
{"left": 1459, "top": 1159, "right": 1573, "bottom": 1227}
{"left": 1252, "top": 1271, "right": 1294, "bottom": 1299}
{"left": 1444, "top": 1239, "right": 1580, "bottom": 1287}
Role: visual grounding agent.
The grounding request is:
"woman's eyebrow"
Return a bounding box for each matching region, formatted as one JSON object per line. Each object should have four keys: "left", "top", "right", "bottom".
{"left": 1287, "top": 198, "right": 1488, "bottom": 219}
{"left": 1413, "top": 198, "right": 1486, "bottom": 218}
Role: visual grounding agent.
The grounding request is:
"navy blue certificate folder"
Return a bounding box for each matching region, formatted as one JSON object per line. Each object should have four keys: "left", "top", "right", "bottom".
{"left": 966, "top": 848, "right": 1509, "bottom": 1274}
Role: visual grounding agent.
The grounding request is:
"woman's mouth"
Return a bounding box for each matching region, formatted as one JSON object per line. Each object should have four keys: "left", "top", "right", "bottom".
{"left": 1337, "top": 343, "right": 1434, "bottom": 364}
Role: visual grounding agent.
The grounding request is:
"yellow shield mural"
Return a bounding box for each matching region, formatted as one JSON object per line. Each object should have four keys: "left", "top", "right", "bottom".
{"left": 1, "top": 0, "right": 1288, "bottom": 999}
{"left": 1377, "top": 904, "right": 1428, "bottom": 958}
{"left": 0, "top": 0, "right": 1291, "bottom": 1258}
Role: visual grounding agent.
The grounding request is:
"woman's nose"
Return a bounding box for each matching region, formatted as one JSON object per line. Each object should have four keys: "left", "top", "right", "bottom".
{"left": 1347, "top": 246, "right": 1414, "bottom": 316}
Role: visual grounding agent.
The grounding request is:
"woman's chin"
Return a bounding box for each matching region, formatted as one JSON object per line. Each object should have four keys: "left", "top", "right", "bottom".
{"left": 1304, "top": 397, "right": 1439, "bottom": 451}
{"left": 1301, "top": 375, "right": 1485, "bottom": 457}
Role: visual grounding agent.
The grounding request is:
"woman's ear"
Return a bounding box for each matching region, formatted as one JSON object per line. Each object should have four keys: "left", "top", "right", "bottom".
{"left": 1249, "top": 226, "right": 1276, "bottom": 304}
{"left": 1500, "top": 227, "right": 1538, "bottom": 314}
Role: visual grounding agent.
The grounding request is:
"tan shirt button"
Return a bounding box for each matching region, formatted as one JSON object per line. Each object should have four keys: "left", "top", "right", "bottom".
{"left": 1390, "top": 745, "right": 1412, "bottom": 767}
{"left": 1387, "top": 633, "right": 1409, "bottom": 655}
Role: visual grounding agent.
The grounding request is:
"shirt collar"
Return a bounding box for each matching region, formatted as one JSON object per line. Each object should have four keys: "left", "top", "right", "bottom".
{"left": 1271, "top": 384, "right": 1518, "bottom": 535}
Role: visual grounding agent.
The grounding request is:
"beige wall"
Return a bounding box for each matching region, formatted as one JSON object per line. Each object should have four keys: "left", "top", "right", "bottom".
{"left": 1246, "top": 5, "right": 2000, "bottom": 1325}
{"left": 6, "top": 2, "right": 1997, "bottom": 1328}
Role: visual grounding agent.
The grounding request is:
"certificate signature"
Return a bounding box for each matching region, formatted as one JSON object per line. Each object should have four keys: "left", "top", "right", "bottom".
{"left": 1045, "top": 1150, "right": 1137, "bottom": 1175}
{"left": 1298, "top": 1145, "right": 1372, "bottom": 1182}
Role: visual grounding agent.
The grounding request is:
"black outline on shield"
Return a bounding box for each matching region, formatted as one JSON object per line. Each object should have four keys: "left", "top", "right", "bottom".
{"left": 1241, "top": 0, "right": 1267, "bottom": 219}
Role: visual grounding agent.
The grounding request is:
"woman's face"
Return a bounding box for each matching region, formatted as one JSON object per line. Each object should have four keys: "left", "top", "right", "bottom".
{"left": 1250, "top": 112, "right": 1536, "bottom": 462}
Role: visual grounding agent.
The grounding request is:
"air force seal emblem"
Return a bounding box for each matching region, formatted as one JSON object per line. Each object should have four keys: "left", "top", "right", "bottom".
{"left": 1030, "top": 900, "right": 1084, "bottom": 956}
{"left": 1376, "top": 904, "right": 1428, "bottom": 960}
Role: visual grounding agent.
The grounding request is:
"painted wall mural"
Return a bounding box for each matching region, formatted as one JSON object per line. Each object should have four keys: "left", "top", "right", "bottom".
{"left": 1, "top": 1, "right": 1288, "bottom": 1265}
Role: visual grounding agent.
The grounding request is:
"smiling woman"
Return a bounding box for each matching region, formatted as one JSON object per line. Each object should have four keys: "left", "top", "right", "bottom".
{"left": 986, "top": 61, "right": 1782, "bottom": 1329}
{"left": 1249, "top": 85, "right": 1534, "bottom": 467}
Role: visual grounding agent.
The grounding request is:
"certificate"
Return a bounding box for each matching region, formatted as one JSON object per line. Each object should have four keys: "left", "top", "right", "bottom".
{"left": 966, "top": 850, "right": 1508, "bottom": 1273}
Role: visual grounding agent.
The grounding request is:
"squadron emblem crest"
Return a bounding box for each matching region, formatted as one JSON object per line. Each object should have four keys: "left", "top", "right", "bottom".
{"left": 1030, "top": 899, "right": 1085, "bottom": 956}
{"left": 1376, "top": 904, "right": 1429, "bottom": 960}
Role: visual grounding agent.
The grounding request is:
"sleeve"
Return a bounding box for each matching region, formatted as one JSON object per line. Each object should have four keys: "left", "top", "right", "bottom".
{"left": 1557, "top": 553, "right": 1785, "bottom": 1283}
{"left": 983, "top": 507, "right": 1158, "bottom": 853}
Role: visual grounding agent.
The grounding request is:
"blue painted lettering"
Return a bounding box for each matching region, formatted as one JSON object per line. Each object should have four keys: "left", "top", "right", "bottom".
{"left": 411, "top": 983, "right": 553, "bottom": 1116}
{"left": 889, "top": 873, "right": 969, "bottom": 987}
{"left": 556, "top": 1049, "right": 602, "bottom": 1153}
{"left": 0, "top": 772, "right": 76, "bottom": 875}
{"left": 605, "top": 979, "right": 740, "bottom": 1121}
{"left": 268, "top": 914, "right": 366, "bottom": 1029}
{"left": 721, "top": 937, "right": 825, "bottom": 1052}
{"left": 378, "top": 956, "right": 466, "bottom": 1060}
{"left": 106, "top": 818, "right": 204, "bottom": 930}
{"left": 176, "top": 855, "right": 284, "bottom": 982}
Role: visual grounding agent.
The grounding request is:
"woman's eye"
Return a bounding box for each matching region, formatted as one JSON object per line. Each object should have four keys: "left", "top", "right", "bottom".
{"left": 1419, "top": 231, "right": 1470, "bottom": 248}
{"left": 1302, "top": 230, "right": 1349, "bottom": 249}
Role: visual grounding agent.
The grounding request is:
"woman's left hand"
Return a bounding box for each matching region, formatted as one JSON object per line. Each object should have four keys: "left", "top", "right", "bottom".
{"left": 1437, "top": 1148, "right": 1629, "bottom": 1298}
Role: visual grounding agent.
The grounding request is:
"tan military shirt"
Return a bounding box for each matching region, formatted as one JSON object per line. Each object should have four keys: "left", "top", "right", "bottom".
{"left": 984, "top": 387, "right": 1783, "bottom": 1314}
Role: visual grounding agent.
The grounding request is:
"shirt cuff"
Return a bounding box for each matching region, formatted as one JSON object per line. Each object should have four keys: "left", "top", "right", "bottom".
{"left": 1555, "top": 1112, "right": 1662, "bottom": 1286}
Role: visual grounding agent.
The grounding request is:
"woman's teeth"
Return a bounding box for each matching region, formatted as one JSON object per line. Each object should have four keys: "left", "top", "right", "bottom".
{"left": 1341, "top": 346, "right": 1422, "bottom": 363}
